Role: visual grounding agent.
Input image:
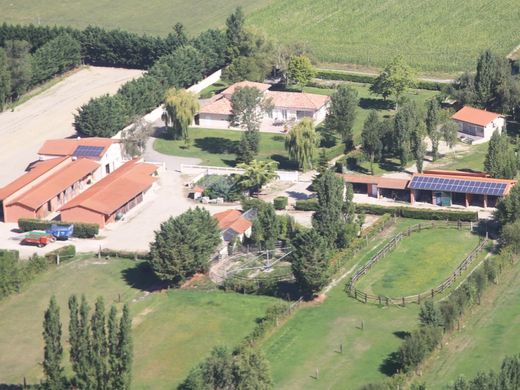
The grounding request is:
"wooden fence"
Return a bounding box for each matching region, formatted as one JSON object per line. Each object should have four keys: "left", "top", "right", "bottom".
{"left": 346, "top": 221, "right": 488, "bottom": 306}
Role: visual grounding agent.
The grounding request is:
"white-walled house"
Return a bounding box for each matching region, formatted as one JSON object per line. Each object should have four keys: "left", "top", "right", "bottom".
{"left": 38, "top": 138, "right": 123, "bottom": 180}
{"left": 451, "top": 106, "right": 505, "bottom": 144}
{"left": 198, "top": 81, "right": 330, "bottom": 130}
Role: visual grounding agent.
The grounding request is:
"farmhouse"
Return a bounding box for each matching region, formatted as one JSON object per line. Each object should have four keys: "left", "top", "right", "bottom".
{"left": 213, "top": 209, "right": 254, "bottom": 243}
{"left": 38, "top": 137, "right": 123, "bottom": 179}
{"left": 344, "top": 170, "right": 517, "bottom": 208}
{"left": 198, "top": 81, "right": 330, "bottom": 129}
{"left": 451, "top": 106, "right": 504, "bottom": 143}
{"left": 0, "top": 157, "right": 99, "bottom": 222}
{"left": 59, "top": 159, "right": 158, "bottom": 228}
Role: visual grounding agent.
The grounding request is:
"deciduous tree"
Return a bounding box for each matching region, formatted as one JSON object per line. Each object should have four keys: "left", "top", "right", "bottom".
{"left": 425, "top": 99, "right": 442, "bottom": 160}
{"left": 0, "top": 48, "right": 11, "bottom": 110}
{"left": 361, "top": 110, "right": 382, "bottom": 174}
{"left": 286, "top": 54, "right": 315, "bottom": 90}
{"left": 163, "top": 88, "right": 199, "bottom": 142}
{"left": 370, "top": 56, "right": 416, "bottom": 109}
{"left": 484, "top": 131, "right": 517, "bottom": 179}
{"left": 285, "top": 117, "right": 319, "bottom": 171}
{"left": 4, "top": 39, "right": 32, "bottom": 98}
{"left": 394, "top": 100, "right": 420, "bottom": 167}
{"left": 42, "top": 296, "right": 64, "bottom": 389}
{"left": 325, "top": 85, "right": 359, "bottom": 150}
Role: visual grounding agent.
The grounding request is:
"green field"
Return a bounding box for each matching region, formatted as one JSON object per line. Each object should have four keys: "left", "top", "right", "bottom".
{"left": 0, "top": 257, "right": 279, "bottom": 388}
{"left": 430, "top": 142, "right": 488, "bottom": 172}
{"left": 248, "top": 0, "right": 520, "bottom": 74}
{"left": 355, "top": 228, "right": 480, "bottom": 298}
{"left": 262, "top": 218, "right": 423, "bottom": 389}
{"left": 0, "top": 0, "right": 274, "bottom": 36}
{"left": 417, "top": 258, "right": 520, "bottom": 388}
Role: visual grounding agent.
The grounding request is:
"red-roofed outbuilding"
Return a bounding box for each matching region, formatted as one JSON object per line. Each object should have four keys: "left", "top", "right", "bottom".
{"left": 451, "top": 106, "right": 505, "bottom": 143}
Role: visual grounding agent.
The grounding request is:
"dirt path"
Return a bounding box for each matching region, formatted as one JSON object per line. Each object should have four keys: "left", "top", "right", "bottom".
{"left": 317, "top": 67, "right": 455, "bottom": 84}
{"left": 0, "top": 66, "right": 143, "bottom": 186}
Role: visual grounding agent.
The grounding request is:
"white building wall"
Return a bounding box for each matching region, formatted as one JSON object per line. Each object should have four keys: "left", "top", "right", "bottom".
{"left": 98, "top": 143, "right": 123, "bottom": 177}
{"left": 199, "top": 113, "right": 231, "bottom": 128}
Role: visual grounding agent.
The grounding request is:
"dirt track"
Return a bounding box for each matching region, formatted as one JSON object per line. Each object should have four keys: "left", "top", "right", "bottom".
{"left": 0, "top": 66, "right": 143, "bottom": 186}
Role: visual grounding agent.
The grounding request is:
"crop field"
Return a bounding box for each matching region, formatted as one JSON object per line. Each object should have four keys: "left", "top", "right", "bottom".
{"left": 261, "top": 218, "right": 422, "bottom": 389}
{"left": 0, "top": 0, "right": 275, "bottom": 36}
{"left": 354, "top": 228, "right": 480, "bottom": 297}
{"left": 0, "top": 257, "right": 279, "bottom": 388}
{"left": 248, "top": 0, "right": 520, "bottom": 74}
{"left": 417, "top": 259, "right": 520, "bottom": 388}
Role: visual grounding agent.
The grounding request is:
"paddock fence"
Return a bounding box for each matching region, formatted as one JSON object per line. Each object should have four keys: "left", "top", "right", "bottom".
{"left": 346, "top": 221, "right": 489, "bottom": 306}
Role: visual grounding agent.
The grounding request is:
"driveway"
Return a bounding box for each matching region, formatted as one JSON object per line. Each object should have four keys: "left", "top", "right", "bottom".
{"left": 0, "top": 66, "right": 143, "bottom": 186}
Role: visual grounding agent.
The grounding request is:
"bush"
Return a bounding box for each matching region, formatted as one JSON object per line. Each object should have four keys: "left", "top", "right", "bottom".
{"left": 316, "top": 69, "right": 443, "bottom": 91}
{"left": 100, "top": 248, "right": 150, "bottom": 260}
{"left": 273, "top": 196, "right": 288, "bottom": 210}
{"left": 354, "top": 204, "right": 478, "bottom": 222}
{"left": 18, "top": 218, "right": 99, "bottom": 238}
{"left": 45, "top": 245, "right": 76, "bottom": 263}
{"left": 294, "top": 198, "right": 318, "bottom": 211}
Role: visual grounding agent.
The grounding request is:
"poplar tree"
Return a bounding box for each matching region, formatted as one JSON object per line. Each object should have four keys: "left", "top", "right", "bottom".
{"left": 325, "top": 85, "right": 359, "bottom": 150}
{"left": 42, "top": 296, "right": 64, "bottom": 389}
{"left": 91, "top": 297, "right": 108, "bottom": 389}
{"left": 115, "top": 304, "right": 133, "bottom": 390}
{"left": 485, "top": 131, "right": 517, "bottom": 179}
{"left": 394, "top": 100, "right": 420, "bottom": 167}
{"left": 361, "top": 110, "right": 382, "bottom": 174}
{"left": 107, "top": 305, "right": 119, "bottom": 389}
{"left": 425, "top": 99, "right": 442, "bottom": 160}
{"left": 68, "top": 295, "right": 80, "bottom": 380}
{"left": 76, "top": 295, "right": 94, "bottom": 388}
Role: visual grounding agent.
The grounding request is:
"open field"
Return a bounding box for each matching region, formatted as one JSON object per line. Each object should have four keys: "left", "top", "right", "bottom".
{"left": 429, "top": 142, "right": 488, "bottom": 172}
{"left": 0, "top": 0, "right": 274, "bottom": 36}
{"left": 0, "top": 257, "right": 279, "bottom": 387}
{"left": 417, "top": 258, "right": 520, "bottom": 388}
{"left": 0, "top": 66, "right": 143, "bottom": 186}
{"left": 261, "top": 218, "right": 423, "bottom": 389}
{"left": 355, "top": 228, "right": 480, "bottom": 297}
{"left": 248, "top": 0, "right": 520, "bottom": 74}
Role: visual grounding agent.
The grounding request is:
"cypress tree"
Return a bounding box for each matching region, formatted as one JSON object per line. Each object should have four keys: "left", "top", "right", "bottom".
{"left": 42, "top": 296, "right": 64, "bottom": 389}
{"left": 91, "top": 297, "right": 108, "bottom": 389}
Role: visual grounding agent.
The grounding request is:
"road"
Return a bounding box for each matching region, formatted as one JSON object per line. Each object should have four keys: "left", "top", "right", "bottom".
{"left": 0, "top": 66, "right": 143, "bottom": 186}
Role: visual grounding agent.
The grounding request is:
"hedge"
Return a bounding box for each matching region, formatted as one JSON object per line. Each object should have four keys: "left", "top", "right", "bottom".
{"left": 273, "top": 196, "right": 288, "bottom": 210}
{"left": 99, "top": 248, "right": 150, "bottom": 260}
{"left": 18, "top": 219, "right": 99, "bottom": 238}
{"left": 354, "top": 204, "right": 478, "bottom": 222}
{"left": 45, "top": 245, "right": 76, "bottom": 263}
{"left": 315, "top": 69, "right": 445, "bottom": 91}
{"left": 294, "top": 198, "right": 318, "bottom": 211}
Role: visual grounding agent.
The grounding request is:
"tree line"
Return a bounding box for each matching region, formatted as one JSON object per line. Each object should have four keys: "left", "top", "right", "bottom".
{"left": 41, "top": 295, "right": 132, "bottom": 389}
{"left": 0, "top": 33, "right": 81, "bottom": 110}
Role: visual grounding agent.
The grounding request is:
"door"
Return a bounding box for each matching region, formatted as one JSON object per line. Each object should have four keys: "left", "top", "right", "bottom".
{"left": 435, "top": 192, "right": 442, "bottom": 206}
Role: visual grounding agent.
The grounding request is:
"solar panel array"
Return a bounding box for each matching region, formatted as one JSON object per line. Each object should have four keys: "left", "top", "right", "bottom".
{"left": 73, "top": 145, "right": 104, "bottom": 158}
{"left": 409, "top": 176, "right": 507, "bottom": 196}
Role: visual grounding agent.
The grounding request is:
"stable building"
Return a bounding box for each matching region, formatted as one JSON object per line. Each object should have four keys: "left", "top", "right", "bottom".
{"left": 0, "top": 157, "right": 98, "bottom": 222}
{"left": 59, "top": 159, "right": 158, "bottom": 228}
{"left": 451, "top": 106, "right": 505, "bottom": 144}
{"left": 343, "top": 170, "right": 516, "bottom": 209}
{"left": 38, "top": 137, "right": 123, "bottom": 179}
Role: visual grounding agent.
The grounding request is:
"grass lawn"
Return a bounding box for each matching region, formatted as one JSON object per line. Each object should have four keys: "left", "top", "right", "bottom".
{"left": 0, "top": 0, "right": 275, "bottom": 36}
{"left": 304, "top": 83, "right": 438, "bottom": 144}
{"left": 154, "top": 127, "right": 344, "bottom": 169}
{"left": 417, "top": 258, "right": 520, "bottom": 388}
{"left": 0, "top": 257, "right": 279, "bottom": 388}
{"left": 261, "top": 218, "right": 423, "bottom": 389}
{"left": 248, "top": 0, "right": 520, "bottom": 74}
{"left": 355, "top": 228, "right": 480, "bottom": 297}
{"left": 429, "top": 142, "right": 488, "bottom": 172}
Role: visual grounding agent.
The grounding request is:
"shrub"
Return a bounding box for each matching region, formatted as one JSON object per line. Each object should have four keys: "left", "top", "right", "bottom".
{"left": 294, "top": 198, "right": 318, "bottom": 211}
{"left": 273, "top": 196, "right": 288, "bottom": 210}
{"left": 100, "top": 249, "right": 150, "bottom": 260}
{"left": 18, "top": 219, "right": 99, "bottom": 238}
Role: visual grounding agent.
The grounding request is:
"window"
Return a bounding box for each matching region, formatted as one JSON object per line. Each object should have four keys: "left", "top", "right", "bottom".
{"left": 105, "top": 164, "right": 110, "bottom": 174}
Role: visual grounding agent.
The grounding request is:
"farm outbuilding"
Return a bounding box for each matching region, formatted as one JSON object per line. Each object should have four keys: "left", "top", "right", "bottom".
{"left": 451, "top": 106, "right": 504, "bottom": 144}
{"left": 59, "top": 159, "right": 158, "bottom": 228}
{"left": 0, "top": 157, "right": 98, "bottom": 222}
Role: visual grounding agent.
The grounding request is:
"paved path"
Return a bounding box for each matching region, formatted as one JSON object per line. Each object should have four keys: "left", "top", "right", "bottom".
{"left": 0, "top": 66, "right": 143, "bottom": 186}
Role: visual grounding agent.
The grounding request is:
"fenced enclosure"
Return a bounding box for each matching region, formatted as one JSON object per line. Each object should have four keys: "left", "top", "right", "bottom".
{"left": 346, "top": 221, "right": 489, "bottom": 306}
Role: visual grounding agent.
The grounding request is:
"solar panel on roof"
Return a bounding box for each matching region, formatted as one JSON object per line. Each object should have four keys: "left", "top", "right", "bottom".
{"left": 409, "top": 176, "right": 508, "bottom": 196}
{"left": 73, "top": 145, "right": 104, "bottom": 157}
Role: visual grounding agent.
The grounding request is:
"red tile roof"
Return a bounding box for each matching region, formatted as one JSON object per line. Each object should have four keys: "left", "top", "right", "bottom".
{"left": 199, "top": 95, "right": 232, "bottom": 115}
{"left": 213, "top": 209, "right": 252, "bottom": 234}
{"left": 38, "top": 138, "right": 118, "bottom": 157}
{"left": 222, "top": 81, "right": 271, "bottom": 96}
{"left": 266, "top": 91, "right": 330, "bottom": 110}
{"left": 0, "top": 157, "right": 69, "bottom": 201}
{"left": 10, "top": 159, "right": 99, "bottom": 210}
{"left": 451, "top": 106, "right": 502, "bottom": 127}
{"left": 342, "top": 174, "right": 409, "bottom": 190}
{"left": 60, "top": 159, "right": 157, "bottom": 215}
